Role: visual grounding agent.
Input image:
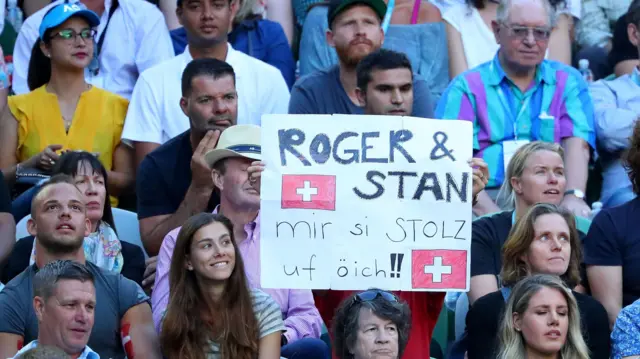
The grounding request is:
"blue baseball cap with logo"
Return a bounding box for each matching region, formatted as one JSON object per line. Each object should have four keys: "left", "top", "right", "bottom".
{"left": 39, "top": 3, "right": 100, "bottom": 39}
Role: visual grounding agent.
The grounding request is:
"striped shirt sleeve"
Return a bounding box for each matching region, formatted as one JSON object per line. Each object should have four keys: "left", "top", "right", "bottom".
{"left": 435, "top": 75, "right": 477, "bottom": 122}
{"left": 558, "top": 69, "right": 597, "bottom": 149}
{"left": 251, "top": 289, "right": 286, "bottom": 339}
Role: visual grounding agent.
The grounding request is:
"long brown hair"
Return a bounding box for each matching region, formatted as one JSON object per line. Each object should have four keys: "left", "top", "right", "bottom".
{"left": 500, "top": 203, "right": 582, "bottom": 287}
{"left": 160, "top": 213, "right": 259, "bottom": 359}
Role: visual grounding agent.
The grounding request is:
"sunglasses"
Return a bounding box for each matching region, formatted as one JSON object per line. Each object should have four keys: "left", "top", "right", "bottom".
{"left": 352, "top": 290, "right": 398, "bottom": 305}
{"left": 503, "top": 24, "right": 551, "bottom": 41}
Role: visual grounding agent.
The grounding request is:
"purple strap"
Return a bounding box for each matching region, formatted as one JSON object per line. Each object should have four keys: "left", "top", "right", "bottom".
{"left": 410, "top": 0, "right": 421, "bottom": 24}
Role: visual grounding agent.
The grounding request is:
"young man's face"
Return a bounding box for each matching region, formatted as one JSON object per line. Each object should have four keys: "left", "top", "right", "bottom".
{"left": 177, "top": 0, "right": 235, "bottom": 47}
{"left": 357, "top": 68, "right": 413, "bottom": 116}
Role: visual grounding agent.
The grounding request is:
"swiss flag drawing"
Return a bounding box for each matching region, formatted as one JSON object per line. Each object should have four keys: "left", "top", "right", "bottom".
{"left": 281, "top": 174, "right": 336, "bottom": 211}
{"left": 411, "top": 249, "right": 467, "bottom": 289}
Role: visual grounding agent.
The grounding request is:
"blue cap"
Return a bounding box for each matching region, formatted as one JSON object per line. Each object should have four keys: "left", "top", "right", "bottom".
{"left": 39, "top": 3, "right": 100, "bottom": 39}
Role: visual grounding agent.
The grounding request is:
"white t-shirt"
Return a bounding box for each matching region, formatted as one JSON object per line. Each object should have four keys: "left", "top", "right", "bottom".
{"left": 121, "top": 44, "right": 290, "bottom": 145}
{"left": 443, "top": 4, "right": 499, "bottom": 70}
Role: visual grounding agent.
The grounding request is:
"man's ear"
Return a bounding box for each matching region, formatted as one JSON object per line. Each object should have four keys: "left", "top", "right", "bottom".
{"left": 83, "top": 217, "right": 91, "bottom": 237}
{"left": 326, "top": 29, "right": 335, "bottom": 48}
{"left": 212, "top": 168, "right": 224, "bottom": 192}
{"left": 355, "top": 87, "right": 366, "bottom": 106}
{"left": 34, "top": 297, "right": 45, "bottom": 321}
{"left": 492, "top": 20, "right": 501, "bottom": 44}
{"left": 628, "top": 23, "right": 640, "bottom": 47}
{"left": 176, "top": 6, "right": 184, "bottom": 26}
{"left": 27, "top": 218, "right": 37, "bottom": 237}
{"left": 229, "top": 0, "right": 239, "bottom": 31}
{"left": 180, "top": 97, "right": 189, "bottom": 117}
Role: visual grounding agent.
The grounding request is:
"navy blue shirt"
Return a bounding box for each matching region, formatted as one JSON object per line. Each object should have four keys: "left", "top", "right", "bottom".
{"left": 136, "top": 130, "right": 219, "bottom": 220}
{"left": 583, "top": 197, "right": 640, "bottom": 306}
{"left": 289, "top": 65, "right": 435, "bottom": 117}
{"left": 170, "top": 18, "right": 295, "bottom": 89}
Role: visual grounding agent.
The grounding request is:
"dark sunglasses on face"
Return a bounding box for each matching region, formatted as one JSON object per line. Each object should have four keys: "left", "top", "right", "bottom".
{"left": 503, "top": 24, "right": 551, "bottom": 41}
{"left": 51, "top": 29, "right": 97, "bottom": 41}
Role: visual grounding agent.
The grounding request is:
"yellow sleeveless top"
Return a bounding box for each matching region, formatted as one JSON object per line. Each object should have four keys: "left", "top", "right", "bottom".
{"left": 9, "top": 85, "right": 128, "bottom": 206}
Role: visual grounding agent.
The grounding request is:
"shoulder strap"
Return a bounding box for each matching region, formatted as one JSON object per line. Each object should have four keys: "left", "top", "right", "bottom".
{"left": 410, "top": 0, "right": 421, "bottom": 24}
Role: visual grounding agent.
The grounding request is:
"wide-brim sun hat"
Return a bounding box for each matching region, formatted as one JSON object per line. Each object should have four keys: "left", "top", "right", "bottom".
{"left": 204, "top": 125, "right": 262, "bottom": 168}
{"left": 39, "top": 3, "right": 100, "bottom": 39}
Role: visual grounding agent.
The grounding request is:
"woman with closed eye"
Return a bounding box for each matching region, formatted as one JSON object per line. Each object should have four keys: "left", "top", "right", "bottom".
{"left": 497, "top": 274, "right": 589, "bottom": 359}
{"left": 0, "top": 3, "right": 134, "bottom": 218}
{"left": 465, "top": 203, "right": 610, "bottom": 358}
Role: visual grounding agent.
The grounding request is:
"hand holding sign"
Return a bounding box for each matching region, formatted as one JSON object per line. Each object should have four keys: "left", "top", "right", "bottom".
{"left": 469, "top": 158, "right": 489, "bottom": 198}
{"left": 260, "top": 115, "right": 473, "bottom": 291}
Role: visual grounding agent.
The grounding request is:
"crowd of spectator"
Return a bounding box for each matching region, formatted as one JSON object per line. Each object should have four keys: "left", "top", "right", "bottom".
{"left": 0, "top": 0, "right": 638, "bottom": 357}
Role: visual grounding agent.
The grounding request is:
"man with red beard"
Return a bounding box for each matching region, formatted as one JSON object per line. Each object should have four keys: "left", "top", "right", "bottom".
{"left": 288, "top": 0, "right": 435, "bottom": 117}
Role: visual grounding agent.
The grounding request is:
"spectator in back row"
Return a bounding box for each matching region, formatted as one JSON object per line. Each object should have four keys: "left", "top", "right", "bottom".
{"left": 289, "top": 0, "right": 434, "bottom": 117}
{"left": 11, "top": 261, "right": 98, "bottom": 359}
{"left": 121, "top": 0, "right": 289, "bottom": 169}
{"left": 575, "top": 0, "right": 631, "bottom": 80}
{"left": 12, "top": 0, "right": 174, "bottom": 99}
{"left": 136, "top": 59, "right": 233, "bottom": 256}
{"left": 589, "top": 0, "right": 640, "bottom": 208}
{"left": 170, "top": 0, "right": 296, "bottom": 89}
{"left": 2, "top": 152, "right": 146, "bottom": 287}
{"left": 0, "top": 175, "right": 160, "bottom": 359}
{"left": 467, "top": 203, "right": 610, "bottom": 359}
{"left": 161, "top": 213, "right": 285, "bottom": 358}
{"left": 583, "top": 120, "right": 640, "bottom": 329}
{"left": 332, "top": 289, "right": 411, "bottom": 359}
{"left": 437, "top": 0, "right": 595, "bottom": 219}
{"left": 153, "top": 124, "right": 329, "bottom": 358}
{"left": 444, "top": 0, "right": 573, "bottom": 80}
{"left": 0, "top": 3, "right": 134, "bottom": 215}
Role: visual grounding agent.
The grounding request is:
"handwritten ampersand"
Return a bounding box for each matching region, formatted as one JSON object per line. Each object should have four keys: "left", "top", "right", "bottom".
{"left": 430, "top": 132, "right": 455, "bottom": 161}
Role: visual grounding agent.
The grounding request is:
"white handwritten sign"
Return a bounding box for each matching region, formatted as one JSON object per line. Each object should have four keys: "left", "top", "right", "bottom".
{"left": 260, "top": 115, "right": 473, "bottom": 291}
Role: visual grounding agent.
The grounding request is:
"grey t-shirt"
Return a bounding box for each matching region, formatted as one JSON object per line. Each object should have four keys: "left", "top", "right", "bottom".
{"left": 288, "top": 65, "right": 435, "bottom": 117}
{"left": 0, "top": 261, "right": 149, "bottom": 359}
{"left": 204, "top": 289, "right": 286, "bottom": 358}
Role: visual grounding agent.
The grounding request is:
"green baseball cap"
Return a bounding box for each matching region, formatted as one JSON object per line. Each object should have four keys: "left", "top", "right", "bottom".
{"left": 327, "top": 0, "right": 387, "bottom": 29}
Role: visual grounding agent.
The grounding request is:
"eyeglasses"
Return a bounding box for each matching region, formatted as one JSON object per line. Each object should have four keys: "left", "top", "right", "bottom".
{"left": 502, "top": 24, "right": 551, "bottom": 41}
{"left": 51, "top": 29, "right": 97, "bottom": 41}
{"left": 352, "top": 290, "right": 398, "bottom": 305}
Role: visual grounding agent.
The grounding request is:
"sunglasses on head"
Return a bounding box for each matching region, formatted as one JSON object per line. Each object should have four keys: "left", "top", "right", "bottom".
{"left": 353, "top": 290, "right": 398, "bottom": 304}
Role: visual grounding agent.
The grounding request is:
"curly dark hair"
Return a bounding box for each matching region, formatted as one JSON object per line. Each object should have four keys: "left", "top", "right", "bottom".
{"left": 625, "top": 120, "right": 640, "bottom": 194}
{"left": 332, "top": 289, "right": 411, "bottom": 359}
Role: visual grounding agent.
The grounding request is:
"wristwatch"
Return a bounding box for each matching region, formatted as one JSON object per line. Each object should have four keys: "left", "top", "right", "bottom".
{"left": 564, "top": 189, "right": 585, "bottom": 200}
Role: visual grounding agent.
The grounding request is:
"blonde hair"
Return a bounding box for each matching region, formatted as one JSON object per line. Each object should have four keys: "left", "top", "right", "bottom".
{"left": 497, "top": 274, "right": 590, "bottom": 359}
{"left": 500, "top": 203, "right": 582, "bottom": 287}
{"left": 497, "top": 141, "right": 564, "bottom": 209}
